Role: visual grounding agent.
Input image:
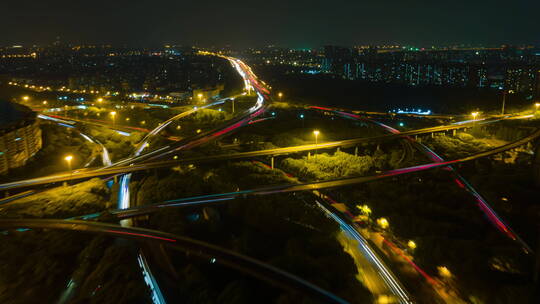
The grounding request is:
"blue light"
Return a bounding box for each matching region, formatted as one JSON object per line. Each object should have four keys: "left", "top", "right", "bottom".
{"left": 115, "top": 130, "right": 131, "bottom": 136}
{"left": 271, "top": 112, "right": 276, "bottom": 116}
{"left": 394, "top": 108, "right": 432, "bottom": 115}
{"left": 299, "top": 114, "right": 304, "bottom": 119}
{"left": 399, "top": 122, "right": 404, "bottom": 127}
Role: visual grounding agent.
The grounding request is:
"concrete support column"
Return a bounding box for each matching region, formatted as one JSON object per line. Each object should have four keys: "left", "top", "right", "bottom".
{"left": 270, "top": 156, "right": 274, "bottom": 169}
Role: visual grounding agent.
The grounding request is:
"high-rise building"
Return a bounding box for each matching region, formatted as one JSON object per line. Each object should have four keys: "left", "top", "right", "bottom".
{"left": 0, "top": 101, "right": 42, "bottom": 175}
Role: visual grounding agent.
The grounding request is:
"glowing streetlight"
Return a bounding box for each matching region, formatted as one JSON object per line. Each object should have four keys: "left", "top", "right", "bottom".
{"left": 22, "top": 96, "right": 29, "bottom": 101}
{"left": 501, "top": 89, "right": 515, "bottom": 115}
{"left": 437, "top": 266, "right": 452, "bottom": 278}
{"left": 110, "top": 111, "right": 117, "bottom": 126}
{"left": 407, "top": 240, "right": 417, "bottom": 250}
{"left": 64, "top": 155, "right": 73, "bottom": 171}
{"left": 377, "top": 217, "right": 389, "bottom": 229}
{"left": 313, "top": 130, "right": 320, "bottom": 156}
{"left": 471, "top": 111, "right": 479, "bottom": 120}
{"left": 356, "top": 204, "right": 371, "bottom": 216}
{"left": 42, "top": 100, "right": 48, "bottom": 105}
{"left": 535, "top": 102, "right": 540, "bottom": 113}
{"left": 97, "top": 98, "right": 103, "bottom": 103}
{"left": 278, "top": 92, "right": 283, "bottom": 100}
{"left": 313, "top": 130, "right": 320, "bottom": 143}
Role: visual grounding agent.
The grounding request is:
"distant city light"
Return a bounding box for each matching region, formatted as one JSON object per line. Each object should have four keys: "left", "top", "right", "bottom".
{"left": 437, "top": 266, "right": 452, "bottom": 278}
{"left": 377, "top": 218, "right": 389, "bottom": 229}
{"left": 392, "top": 108, "right": 431, "bottom": 115}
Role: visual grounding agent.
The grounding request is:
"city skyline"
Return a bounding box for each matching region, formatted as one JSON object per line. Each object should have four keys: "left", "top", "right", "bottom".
{"left": 2, "top": 3, "right": 540, "bottom": 303}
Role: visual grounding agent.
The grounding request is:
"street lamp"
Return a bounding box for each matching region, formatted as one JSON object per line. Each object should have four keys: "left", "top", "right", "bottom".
{"left": 501, "top": 89, "right": 515, "bottom": 115}
{"left": 356, "top": 204, "right": 371, "bottom": 216}
{"left": 22, "top": 96, "right": 29, "bottom": 101}
{"left": 437, "top": 266, "right": 452, "bottom": 278}
{"left": 471, "top": 111, "right": 479, "bottom": 121}
{"left": 313, "top": 130, "right": 320, "bottom": 156}
{"left": 64, "top": 155, "right": 73, "bottom": 171}
{"left": 377, "top": 217, "right": 389, "bottom": 229}
{"left": 63, "top": 154, "right": 74, "bottom": 187}
{"left": 407, "top": 240, "right": 417, "bottom": 250}
{"left": 535, "top": 102, "right": 540, "bottom": 113}
{"left": 278, "top": 92, "right": 283, "bottom": 100}
{"left": 110, "top": 111, "right": 116, "bottom": 127}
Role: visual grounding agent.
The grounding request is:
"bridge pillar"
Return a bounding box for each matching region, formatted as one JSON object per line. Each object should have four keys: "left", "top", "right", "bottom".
{"left": 453, "top": 129, "right": 457, "bottom": 136}
{"left": 354, "top": 146, "right": 358, "bottom": 156}
{"left": 431, "top": 132, "right": 434, "bottom": 138}
{"left": 336, "top": 147, "right": 340, "bottom": 153}
{"left": 270, "top": 156, "right": 274, "bottom": 169}
{"left": 114, "top": 176, "right": 118, "bottom": 183}
{"left": 307, "top": 152, "right": 311, "bottom": 160}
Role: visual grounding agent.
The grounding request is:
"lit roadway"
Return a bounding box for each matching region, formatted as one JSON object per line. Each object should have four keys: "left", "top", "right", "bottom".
{"left": 112, "top": 54, "right": 269, "bottom": 303}
{"left": 4, "top": 53, "right": 539, "bottom": 303}
{"left": 0, "top": 219, "right": 348, "bottom": 304}
{"left": 72, "top": 126, "right": 540, "bottom": 222}
{"left": 316, "top": 107, "right": 532, "bottom": 252}
{"left": 3, "top": 54, "right": 414, "bottom": 303}
{"left": 0, "top": 115, "right": 513, "bottom": 192}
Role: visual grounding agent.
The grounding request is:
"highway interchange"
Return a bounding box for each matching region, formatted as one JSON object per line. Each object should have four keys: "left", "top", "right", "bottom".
{"left": 1, "top": 53, "right": 539, "bottom": 304}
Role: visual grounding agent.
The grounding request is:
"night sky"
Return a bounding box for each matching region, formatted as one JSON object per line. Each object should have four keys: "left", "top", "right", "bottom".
{"left": 2, "top": 0, "right": 539, "bottom": 47}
